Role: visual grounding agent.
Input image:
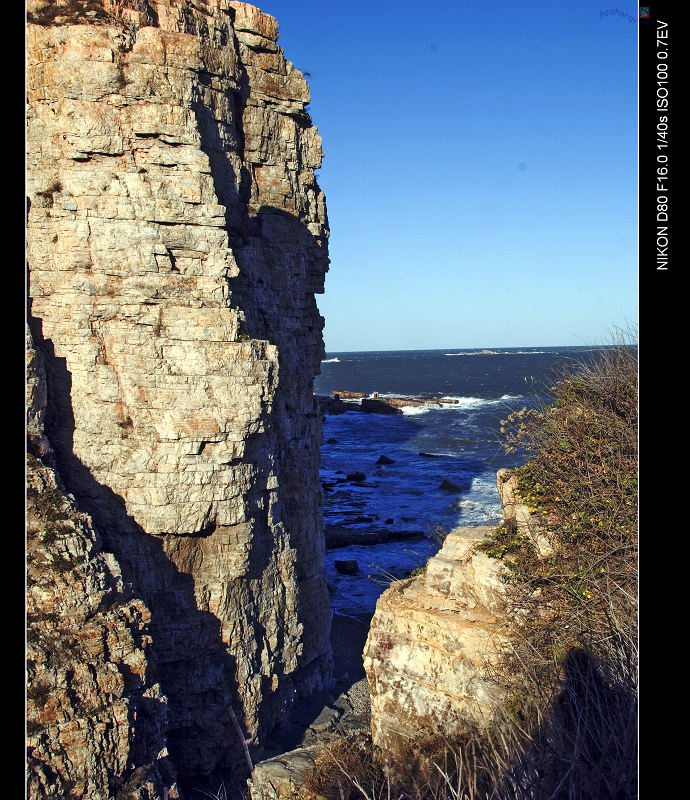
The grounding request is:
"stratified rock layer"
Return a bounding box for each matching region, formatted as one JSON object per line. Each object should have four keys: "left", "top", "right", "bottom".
{"left": 27, "top": 0, "right": 331, "bottom": 792}
{"left": 26, "top": 451, "right": 178, "bottom": 800}
{"left": 362, "top": 527, "right": 511, "bottom": 766}
{"left": 27, "top": 323, "right": 176, "bottom": 799}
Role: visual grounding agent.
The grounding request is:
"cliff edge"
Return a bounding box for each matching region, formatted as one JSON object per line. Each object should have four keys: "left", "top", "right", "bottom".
{"left": 26, "top": 1, "right": 331, "bottom": 795}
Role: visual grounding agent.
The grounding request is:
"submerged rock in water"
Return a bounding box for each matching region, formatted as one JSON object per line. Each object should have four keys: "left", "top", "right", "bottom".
{"left": 316, "top": 395, "right": 353, "bottom": 415}
{"left": 346, "top": 471, "right": 367, "bottom": 483}
{"left": 334, "top": 559, "right": 359, "bottom": 575}
{"left": 324, "top": 525, "right": 425, "bottom": 549}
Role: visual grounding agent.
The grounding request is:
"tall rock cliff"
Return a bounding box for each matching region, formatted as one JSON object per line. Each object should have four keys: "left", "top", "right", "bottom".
{"left": 26, "top": 1, "right": 332, "bottom": 794}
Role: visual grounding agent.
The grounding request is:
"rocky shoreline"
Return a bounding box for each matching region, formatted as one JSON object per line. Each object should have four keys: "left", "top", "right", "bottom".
{"left": 248, "top": 612, "right": 373, "bottom": 799}
{"left": 316, "top": 392, "right": 461, "bottom": 416}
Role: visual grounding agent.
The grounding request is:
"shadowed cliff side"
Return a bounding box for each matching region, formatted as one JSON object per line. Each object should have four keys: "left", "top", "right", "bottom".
{"left": 27, "top": 324, "right": 180, "bottom": 799}
{"left": 26, "top": 2, "right": 332, "bottom": 796}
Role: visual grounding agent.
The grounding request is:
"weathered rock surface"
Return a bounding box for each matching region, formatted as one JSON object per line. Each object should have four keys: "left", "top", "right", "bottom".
{"left": 314, "top": 393, "right": 352, "bottom": 415}
{"left": 27, "top": 325, "right": 176, "bottom": 799}
{"left": 332, "top": 390, "right": 368, "bottom": 399}
{"left": 27, "top": 0, "right": 331, "bottom": 793}
{"left": 360, "top": 397, "right": 403, "bottom": 415}
{"left": 362, "top": 526, "right": 511, "bottom": 766}
{"left": 247, "top": 614, "right": 373, "bottom": 800}
{"left": 26, "top": 450, "right": 178, "bottom": 800}
{"left": 497, "top": 467, "right": 554, "bottom": 557}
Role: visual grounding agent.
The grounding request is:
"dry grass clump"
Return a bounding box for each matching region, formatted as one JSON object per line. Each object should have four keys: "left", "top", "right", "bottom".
{"left": 499, "top": 648, "right": 638, "bottom": 800}
{"left": 303, "top": 687, "right": 636, "bottom": 800}
{"left": 302, "top": 732, "right": 385, "bottom": 800}
{"left": 301, "top": 719, "right": 535, "bottom": 800}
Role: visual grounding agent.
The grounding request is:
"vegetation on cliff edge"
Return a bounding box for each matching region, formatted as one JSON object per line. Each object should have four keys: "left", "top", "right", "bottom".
{"left": 303, "top": 331, "right": 638, "bottom": 800}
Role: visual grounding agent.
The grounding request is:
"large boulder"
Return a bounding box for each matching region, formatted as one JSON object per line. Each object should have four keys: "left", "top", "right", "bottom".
{"left": 363, "top": 526, "right": 511, "bottom": 768}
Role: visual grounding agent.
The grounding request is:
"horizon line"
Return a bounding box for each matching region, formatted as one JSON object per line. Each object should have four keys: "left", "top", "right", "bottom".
{"left": 322, "top": 343, "right": 626, "bottom": 355}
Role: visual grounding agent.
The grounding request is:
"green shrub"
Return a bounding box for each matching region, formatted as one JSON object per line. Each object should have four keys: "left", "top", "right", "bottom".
{"left": 498, "top": 331, "right": 638, "bottom": 682}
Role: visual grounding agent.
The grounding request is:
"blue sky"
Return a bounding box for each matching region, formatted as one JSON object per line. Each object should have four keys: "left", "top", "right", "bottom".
{"left": 256, "top": 0, "right": 638, "bottom": 352}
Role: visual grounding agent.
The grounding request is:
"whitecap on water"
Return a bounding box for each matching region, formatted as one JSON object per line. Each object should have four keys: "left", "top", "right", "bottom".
{"left": 400, "top": 405, "right": 430, "bottom": 416}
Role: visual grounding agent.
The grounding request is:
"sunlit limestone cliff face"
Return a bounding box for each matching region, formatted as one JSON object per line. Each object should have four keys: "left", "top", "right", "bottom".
{"left": 26, "top": 0, "right": 331, "bottom": 794}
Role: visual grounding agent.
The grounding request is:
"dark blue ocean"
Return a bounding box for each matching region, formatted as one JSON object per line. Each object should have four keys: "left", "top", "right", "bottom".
{"left": 314, "top": 346, "right": 601, "bottom": 616}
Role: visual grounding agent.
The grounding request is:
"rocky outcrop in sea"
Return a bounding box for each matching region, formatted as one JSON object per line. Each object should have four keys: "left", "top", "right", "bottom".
{"left": 316, "top": 391, "right": 461, "bottom": 415}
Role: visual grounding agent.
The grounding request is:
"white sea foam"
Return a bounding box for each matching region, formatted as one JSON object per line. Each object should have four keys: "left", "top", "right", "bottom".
{"left": 393, "top": 395, "right": 490, "bottom": 414}
{"left": 433, "top": 395, "right": 496, "bottom": 409}
{"left": 444, "top": 350, "right": 549, "bottom": 356}
{"left": 441, "top": 394, "right": 524, "bottom": 408}
{"left": 441, "top": 396, "right": 487, "bottom": 408}
{"left": 321, "top": 357, "right": 340, "bottom": 363}
{"left": 400, "top": 405, "right": 430, "bottom": 416}
{"left": 395, "top": 394, "right": 523, "bottom": 414}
